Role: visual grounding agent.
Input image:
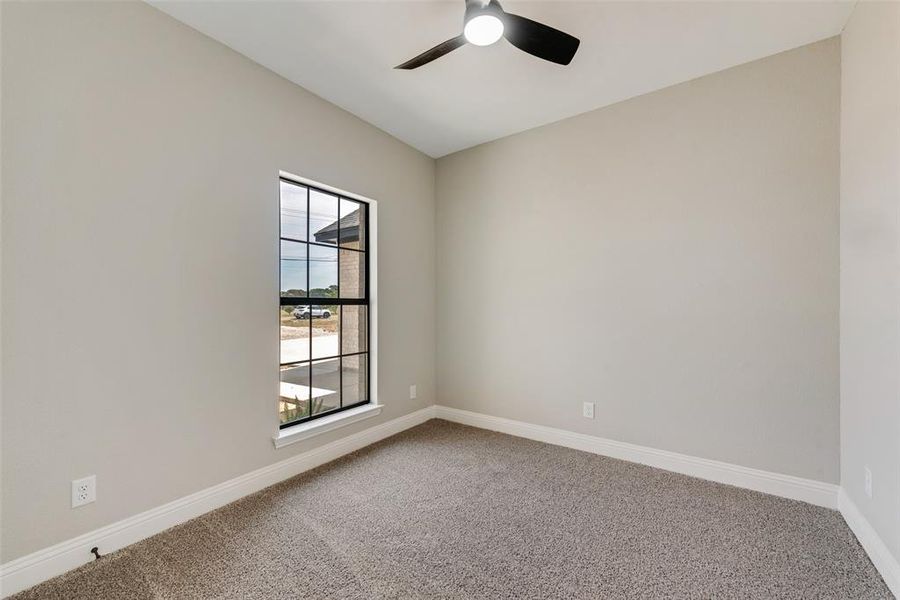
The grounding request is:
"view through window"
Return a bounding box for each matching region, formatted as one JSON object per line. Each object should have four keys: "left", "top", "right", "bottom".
{"left": 279, "top": 178, "right": 369, "bottom": 427}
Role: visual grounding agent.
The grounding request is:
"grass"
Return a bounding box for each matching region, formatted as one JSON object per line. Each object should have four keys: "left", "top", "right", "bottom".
{"left": 280, "top": 312, "right": 339, "bottom": 333}
{"left": 279, "top": 396, "right": 327, "bottom": 423}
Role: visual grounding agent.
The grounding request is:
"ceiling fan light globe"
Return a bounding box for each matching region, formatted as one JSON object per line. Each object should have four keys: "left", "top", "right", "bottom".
{"left": 464, "top": 14, "right": 504, "bottom": 46}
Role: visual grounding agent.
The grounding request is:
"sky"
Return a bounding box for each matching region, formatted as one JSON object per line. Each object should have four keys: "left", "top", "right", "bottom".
{"left": 280, "top": 242, "right": 337, "bottom": 293}
{"left": 280, "top": 181, "right": 351, "bottom": 294}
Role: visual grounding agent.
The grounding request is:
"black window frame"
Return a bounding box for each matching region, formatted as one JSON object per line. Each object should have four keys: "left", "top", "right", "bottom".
{"left": 279, "top": 177, "right": 371, "bottom": 429}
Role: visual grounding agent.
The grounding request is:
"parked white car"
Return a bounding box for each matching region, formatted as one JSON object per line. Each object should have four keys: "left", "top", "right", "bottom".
{"left": 292, "top": 305, "right": 332, "bottom": 319}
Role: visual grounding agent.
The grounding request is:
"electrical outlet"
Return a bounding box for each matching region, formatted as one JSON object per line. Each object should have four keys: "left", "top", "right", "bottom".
{"left": 72, "top": 475, "right": 96, "bottom": 508}
{"left": 864, "top": 466, "right": 873, "bottom": 499}
{"left": 409, "top": 384, "right": 417, "bottom": 400}
{"left": 583, "top": 402, "right": 595, "bottom": 419}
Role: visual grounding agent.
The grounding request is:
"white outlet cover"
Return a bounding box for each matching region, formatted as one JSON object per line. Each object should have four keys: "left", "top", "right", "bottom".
{"left": 72, "top": 475, "right": 96, "bottom": 508}
{"left": 409, "top": 385, "right": 417, "bottom": 400}
{"left": 583, "top": 402, "right": 595, "bottom": 419}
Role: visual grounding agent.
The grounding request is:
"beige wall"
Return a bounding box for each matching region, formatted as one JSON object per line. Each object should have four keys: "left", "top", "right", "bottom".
{"left": 436, "top": 38, "right": 840, "bottom": 483}
{"left": 0, "top": 1, "right": 435, "bottom": 562}
{"left": 840, "top": 0, "right": 900, "bottom": 564}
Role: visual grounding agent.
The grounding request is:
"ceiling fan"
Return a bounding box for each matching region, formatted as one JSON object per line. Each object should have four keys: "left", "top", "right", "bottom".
{"left": 395, "top": 0, "right": 580, "bottom": 70}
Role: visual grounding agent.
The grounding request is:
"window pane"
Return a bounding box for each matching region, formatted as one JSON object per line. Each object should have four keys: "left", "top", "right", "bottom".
{"left": 339, "top": 199, "right": 366, "bottom": 250}
{"left": 280, "top": 240, "right": 307, "bottom": 298}
{"left": 280, "top": 306, "right": 310, "bottom": 364}
{"left": 312, "top": 305, "right": 339, "bottom": 360}
{"left": 309, "top": 190, "right": 339, "bottom": 246}
{"left": 279, "top": 362, "right": 310, "bottom": 424}
{"left": 311, "top": 359, "right": 340, "bottom": 414}
{"left": 339, "top": 249, "right": 365, "bottom": 299}
{"left": 280, "top": 181, "right": 307, "bottom": 241}
{"left": 309, "top": 245, "right": 337, "bottom": 297}
{"left": 278, "top": 183, "right": 370, "bottom": 426}
{"left": 342, "top": 354, "right": 368, "bottom": 406}
{"left": 341, "top": 305, "right": 367, "bottom": 354}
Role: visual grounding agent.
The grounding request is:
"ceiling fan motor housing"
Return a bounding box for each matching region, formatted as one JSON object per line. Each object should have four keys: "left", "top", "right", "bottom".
{"left": 464, "top": 0, "right": 504, "bottom": 26}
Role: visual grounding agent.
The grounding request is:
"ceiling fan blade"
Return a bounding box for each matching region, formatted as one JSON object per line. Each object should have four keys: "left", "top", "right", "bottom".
{"left": 395, "top": 36, "right": 467, "bottom": 70}
{"left": 502, "top": 12, "right": 580, "bottom": 65}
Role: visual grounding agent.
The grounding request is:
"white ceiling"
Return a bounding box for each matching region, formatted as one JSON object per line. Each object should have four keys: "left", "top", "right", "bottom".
{"left": 150, "top": 1, "right": 854, "bottom": 158}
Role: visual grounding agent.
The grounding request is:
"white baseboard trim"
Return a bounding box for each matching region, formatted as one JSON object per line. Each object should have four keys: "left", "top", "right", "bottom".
{"left": 13, "top": 405, "right": 898, "bottom": 600}
{"left": 434, "top": 405, "right": 839, "bottom": 509}
{"left": 0, "top": 405, "right": 436, "bottom": 599}
{"left": 838, "top": 489, "right": 900, "bottom": 598}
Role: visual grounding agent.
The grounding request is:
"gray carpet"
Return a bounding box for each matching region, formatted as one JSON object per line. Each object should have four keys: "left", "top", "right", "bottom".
{"left": 12, "top": 420, "right": 892, "bottom": 599}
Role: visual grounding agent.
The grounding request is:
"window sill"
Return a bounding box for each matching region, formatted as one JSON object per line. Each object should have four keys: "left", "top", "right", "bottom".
{"left": 273, "top": 403, "right": 382, "bottom": 449}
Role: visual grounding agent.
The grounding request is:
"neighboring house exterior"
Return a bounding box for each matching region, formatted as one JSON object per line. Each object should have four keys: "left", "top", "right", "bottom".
{"left": 314, "top": 208, "right": 364, "bottom": 300}
{"left": 313, "top": 208, "right": 362, "bottom": 249}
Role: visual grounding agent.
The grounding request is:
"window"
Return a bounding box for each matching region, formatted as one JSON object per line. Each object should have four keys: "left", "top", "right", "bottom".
{"left": 279, "top": 178, "right": 370, "bottom": 427}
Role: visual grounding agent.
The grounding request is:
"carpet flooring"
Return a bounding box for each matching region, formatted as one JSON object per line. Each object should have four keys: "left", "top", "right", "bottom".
{"left": 11, "top": 419, "right": 892, "bottom": 599}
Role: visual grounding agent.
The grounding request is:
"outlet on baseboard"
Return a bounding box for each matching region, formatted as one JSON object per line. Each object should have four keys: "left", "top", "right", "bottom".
{"left": 864, "top": 466, "right": 872, "bottom": 498}
{"left": 72, "top": 475, "right": 96, "bottom": 508}
{"left": 583, "top": 402, "right": 595, "bottom": 419}
{"left": 409, "top": 384, "right": 417, "bottom": 400}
